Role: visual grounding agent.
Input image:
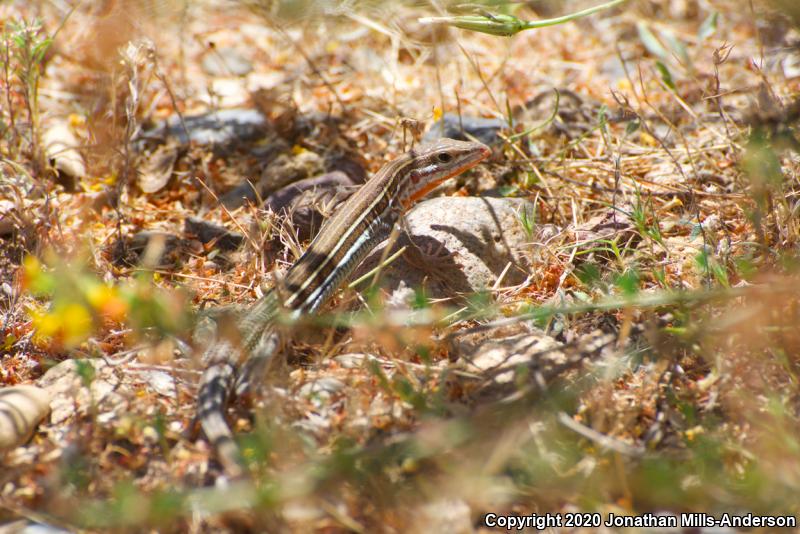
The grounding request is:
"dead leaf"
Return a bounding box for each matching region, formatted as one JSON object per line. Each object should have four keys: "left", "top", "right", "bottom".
{"left": 138, "top": 143, "right": 180, "bottom": 193}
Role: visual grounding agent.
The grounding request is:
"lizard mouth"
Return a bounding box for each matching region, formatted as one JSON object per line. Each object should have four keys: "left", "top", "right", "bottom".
{"left": 404, "top": 145, "right": 491, "bottom": 206}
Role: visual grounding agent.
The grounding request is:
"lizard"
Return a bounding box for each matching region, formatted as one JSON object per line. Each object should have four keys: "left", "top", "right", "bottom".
{"left": 195, "top": 138, "right": 491, "bottom": 476}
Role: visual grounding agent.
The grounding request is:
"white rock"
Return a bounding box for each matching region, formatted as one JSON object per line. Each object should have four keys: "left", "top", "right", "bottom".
{"left": 413, "top": 498, "right": 473, "bottom": 534}
{"left": 42, "top": 120, "right": 86, "bottom": 182}
{"left": 298, "top": 377, "right": 345, "bottom": 398}
{"left": 332, "top": 353, "right": 376, "bottom": 369}
{"left": 361, "top": 197, "right": 536, "bottom": 300}
{"left": 37, "top": 359, "right": 127, "bottom": 425}
{"left": 458, "top": 331, "right": 565, "bottom": 384}
{"left": 136, "top": 369, "right": 177, "bottom": 398}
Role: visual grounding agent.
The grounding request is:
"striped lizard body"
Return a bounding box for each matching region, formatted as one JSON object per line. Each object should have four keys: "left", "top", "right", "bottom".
{"left": 197, "top": 138, "right": 491, "bottom": 476}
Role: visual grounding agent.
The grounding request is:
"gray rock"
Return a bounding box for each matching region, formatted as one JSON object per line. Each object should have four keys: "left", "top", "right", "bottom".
{"left": 413, "top": 499, "right": 473, "bottom": 534}
{"left": 37, "top": 359, "right": 127, "bottom": 426}
{"left": 298, "top": 377, "right": 346, "bottom": 399}
{"left": 42, "top": 120, "right": 86, "bottom": 191}
{"left": 184, "top": 217, "right": 244, "bottom": 251}
{"left": 135, "top": 370, "right": 177, "bottom": 399}
{"left": 361, "top": 197, "right": 536, "bottom": 300}
{"left": 423, "top": 113, "right": 505, "bottom": 145}
{"left": 111, "top": 231, "right": 183, "bottom": 268}
{"left": 456, "top": 329, "right": 565, "bottom": 384}
{"left": 265, "top": 171, "right": 357, "bottom": 213}
{"left": 220, "top": 150, "right": 323, "bottom": 209}
{"left": 140, "top": 108, "right": 269, "bottom": 148}
{"left": 0, "top": 385, "right": 52, "bottom": 451}
{"left": 332, "top": 353, "right": 376, "bottom": 369}
{"left": 265, "top": 171, "right": 358, "bottom": 242}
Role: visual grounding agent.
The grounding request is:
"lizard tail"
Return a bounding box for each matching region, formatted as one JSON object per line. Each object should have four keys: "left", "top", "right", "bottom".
{"left": 198, "top": 355, "right": 245, "bottom": 478}
{"left": 194, "top": 295, "right": 280, "bottom": 478}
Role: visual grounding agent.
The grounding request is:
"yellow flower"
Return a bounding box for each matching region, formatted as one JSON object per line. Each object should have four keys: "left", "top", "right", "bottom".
{"left": 86, "top": 283, "right": 129, "bottom": 322}
{"left": 21, "top": 255, "right": 42, "bottom": 290}
{"left": 61, "top": 303, "right": 93, "bottom": 347}
{"left": 31, "top": 303, "right": 93, "bottom": 348}
{"left": 31, "top": 308, "right": 59, "bottom": 339}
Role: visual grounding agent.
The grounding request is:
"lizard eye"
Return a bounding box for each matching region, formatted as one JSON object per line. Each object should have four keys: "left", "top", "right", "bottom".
{"left": 437, "top": 152, "right": 453, "bottom": 163}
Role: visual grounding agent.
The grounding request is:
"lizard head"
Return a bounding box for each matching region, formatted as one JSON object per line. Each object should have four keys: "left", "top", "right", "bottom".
{"left": 398, "top": 138, "right": 491, "bottom": 209}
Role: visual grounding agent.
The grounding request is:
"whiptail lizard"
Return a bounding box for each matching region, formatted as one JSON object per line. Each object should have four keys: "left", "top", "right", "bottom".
{"left": 196, "top": 138, "right": 491, "bottom": 476}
